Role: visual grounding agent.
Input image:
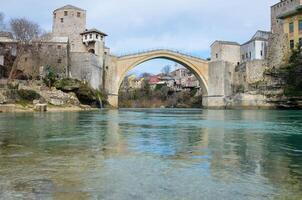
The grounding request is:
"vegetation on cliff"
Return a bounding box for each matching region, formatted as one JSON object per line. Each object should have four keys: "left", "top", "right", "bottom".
{"left": 282, "top": 45, "right": 302, "bottom": 97}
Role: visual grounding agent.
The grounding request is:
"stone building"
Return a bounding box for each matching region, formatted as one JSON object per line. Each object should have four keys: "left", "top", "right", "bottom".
{"left": 52, "top": 5, "right": 86, "bottom": 53}
{"left": 277, "top": 5, "right": 302, "bottom": 49}
{"left": 268, "top": 0, "right": 302, "bottom": 68}
{"left": 11, "top": 5, "right": 108, "bottom": 90}
{"left": 51, "top": 5, "right": 108, "bottom": 90}
{"left": 210, "top": 41, "right": 240, "bottom": 64}
{"left": 271, "top": 0, "right": 302, "bottom": 34}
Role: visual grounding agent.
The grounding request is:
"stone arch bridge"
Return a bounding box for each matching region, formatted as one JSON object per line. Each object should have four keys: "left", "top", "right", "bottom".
{"left": 104, "top": 49, "right": 226, "bottom": 108}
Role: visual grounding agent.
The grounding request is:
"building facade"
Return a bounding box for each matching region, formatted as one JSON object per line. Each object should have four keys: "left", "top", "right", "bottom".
{"left": 278, "top": 6, "right": 302, "bottom": 48}
{"left": 240, "top": 31, "right": 270, "bottom": 62}
{"left": 271, "top": 0, "right": 302, "bottom": 34}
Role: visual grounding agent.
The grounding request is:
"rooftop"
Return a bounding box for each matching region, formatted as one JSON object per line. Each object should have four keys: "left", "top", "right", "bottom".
{"left": 54, "top": 5, "right": 86, "bottom": 12}
{"left": 210, "top": 40, "right": 240, "bottom": 47}
{"left": 80, "top": 28, "right": 108, "bottom": 36}
{"left": 241, "top": 30, "right": 271, "bottom": 46}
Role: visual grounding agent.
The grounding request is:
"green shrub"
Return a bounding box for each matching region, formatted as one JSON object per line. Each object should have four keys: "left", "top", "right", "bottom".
{"left": 54, "top": 78, "right": 81, "bottom": 92}
{"left": 17, "top": 89, "right": 40, "bottom": 101}
{"left": 43, "top": 66, "right": 58, "bottom": 87}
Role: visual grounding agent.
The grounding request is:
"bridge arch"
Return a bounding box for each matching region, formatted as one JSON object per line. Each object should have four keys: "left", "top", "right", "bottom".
{"left": 107, "top": 50, "right": 209, "bottom": 107}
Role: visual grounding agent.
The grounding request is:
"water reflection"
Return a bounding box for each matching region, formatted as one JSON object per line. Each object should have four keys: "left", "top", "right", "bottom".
{"left": 0, "top": 109, "right": 302, "bottom": 199}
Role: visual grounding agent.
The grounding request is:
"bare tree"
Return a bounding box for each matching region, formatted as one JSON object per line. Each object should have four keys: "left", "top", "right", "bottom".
{"left": 10, "top": 18, "right": 41, "bottom": 42}
{"left": 40, "top": 31, "right": 52, "bottom": 41}
{"left": 161, "top": 65, "right": 171, "bottom": 75}
{"left": 8, "top": 18, "right": 43, "bottom": 80}
{"left": 0, "top": 12, "right": 5, "bottom": 31}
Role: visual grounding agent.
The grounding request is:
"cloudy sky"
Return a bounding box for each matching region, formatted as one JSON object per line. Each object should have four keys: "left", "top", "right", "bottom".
{"left": 1, "top": 0, "right": 278, "bottom": 74}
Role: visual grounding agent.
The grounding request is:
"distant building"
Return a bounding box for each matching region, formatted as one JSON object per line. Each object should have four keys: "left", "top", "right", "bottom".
{"left": 148, "top": 75, "right": 161, "bottom": 89}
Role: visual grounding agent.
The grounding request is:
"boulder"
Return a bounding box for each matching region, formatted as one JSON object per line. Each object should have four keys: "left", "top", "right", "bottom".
{"left": 49, "top": 98, "right": 64, "bottom": 106}
{"left": 39, "top": 88, "right": 80, "bottom": 106}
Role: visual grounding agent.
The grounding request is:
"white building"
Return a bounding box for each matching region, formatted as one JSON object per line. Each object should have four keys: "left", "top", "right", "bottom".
{"left": 210, "top": 30, "right": 271, "bottom": 64}
{"left": 80, "top": 28, "right": 107, "bottom": 55}
{"left": 240, "top": 31, "right": 271, "bottom": 62}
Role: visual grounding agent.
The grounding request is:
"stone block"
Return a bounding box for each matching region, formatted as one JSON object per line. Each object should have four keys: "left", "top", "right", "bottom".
{"left": 34, "top": 104, "right": 47, "bottom": 112}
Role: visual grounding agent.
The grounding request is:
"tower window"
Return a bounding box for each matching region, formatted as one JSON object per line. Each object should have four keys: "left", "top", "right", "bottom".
{"left": 85, "top": 35, "right": 87, "bottom": 40}
{"left": 60, "top": 18, "right": 64, "bottom": 23}
{"left": 289, "top": 22, "right": 294, "bottom": 33}
{"left": 77, "top": 12, "right": 81, "bottom": 17}
{"left": 96, "top": 34, "right": 99, "bottom": 39}
{"left": 54, "top": 13, "right": 56, "bottom": 19}
{"left": 64, "top": 11, "right": 68, "bottom": 16}
{"left": 215, "top": 53, "right": 218, "bottom": 58}
{"left": 89, "top": 34, "right": 92, "bottom": 39}
{"left": 299, "top": 20, "right": 302, "bottom": 31}
{"left": 290, "top": 40, "right": 295, "bottom": 49}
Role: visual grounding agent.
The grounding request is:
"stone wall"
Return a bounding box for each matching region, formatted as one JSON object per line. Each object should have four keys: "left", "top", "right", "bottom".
{"left": 267, "top": 32, "right": 289, "bottom": 68}
{"left": 246, "top": 60, "right": 267, "bottom": 84}
{"left": 14, "top": 41, "right": 69, "bottom": 78}
{"left": 233, "top": 60, "right": 267, "bottom": 93}
{"left": 203, "top": 61, "right": 235, "bottom": 108}
{"left": 70, "top": 52, "right": 103, "bottom": 90}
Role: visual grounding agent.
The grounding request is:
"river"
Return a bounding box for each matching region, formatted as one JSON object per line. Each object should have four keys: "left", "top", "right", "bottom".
{"left": 0, "top": 109, "right": 302, "bottom": 200}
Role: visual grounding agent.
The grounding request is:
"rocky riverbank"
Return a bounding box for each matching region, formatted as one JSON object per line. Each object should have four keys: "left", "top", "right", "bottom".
{"left": 0, "top": 79, "right": 105, "bottom": 113}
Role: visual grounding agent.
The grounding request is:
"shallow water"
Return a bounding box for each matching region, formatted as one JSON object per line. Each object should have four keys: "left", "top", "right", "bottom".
{"left": 0, "top": 109, "right": 302, "bottom": 200}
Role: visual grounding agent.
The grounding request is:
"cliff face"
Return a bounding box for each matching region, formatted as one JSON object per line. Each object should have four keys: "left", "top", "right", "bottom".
{"left": 228, "top": 47, "right": 302, "bottom": 109}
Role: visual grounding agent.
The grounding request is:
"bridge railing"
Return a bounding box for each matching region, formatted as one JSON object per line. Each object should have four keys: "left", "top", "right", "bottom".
{"left": 116, "top": 48, "right": 206, "bottom": 61}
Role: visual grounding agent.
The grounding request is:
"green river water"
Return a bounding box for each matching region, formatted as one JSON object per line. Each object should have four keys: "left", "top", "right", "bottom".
{"left": 0, "top": 109, "right": 302, "bottom": 200}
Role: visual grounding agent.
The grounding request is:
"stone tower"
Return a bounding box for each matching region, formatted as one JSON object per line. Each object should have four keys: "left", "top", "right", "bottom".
{"left": 52, "top": 5, "right": 86, "bottom": 52}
